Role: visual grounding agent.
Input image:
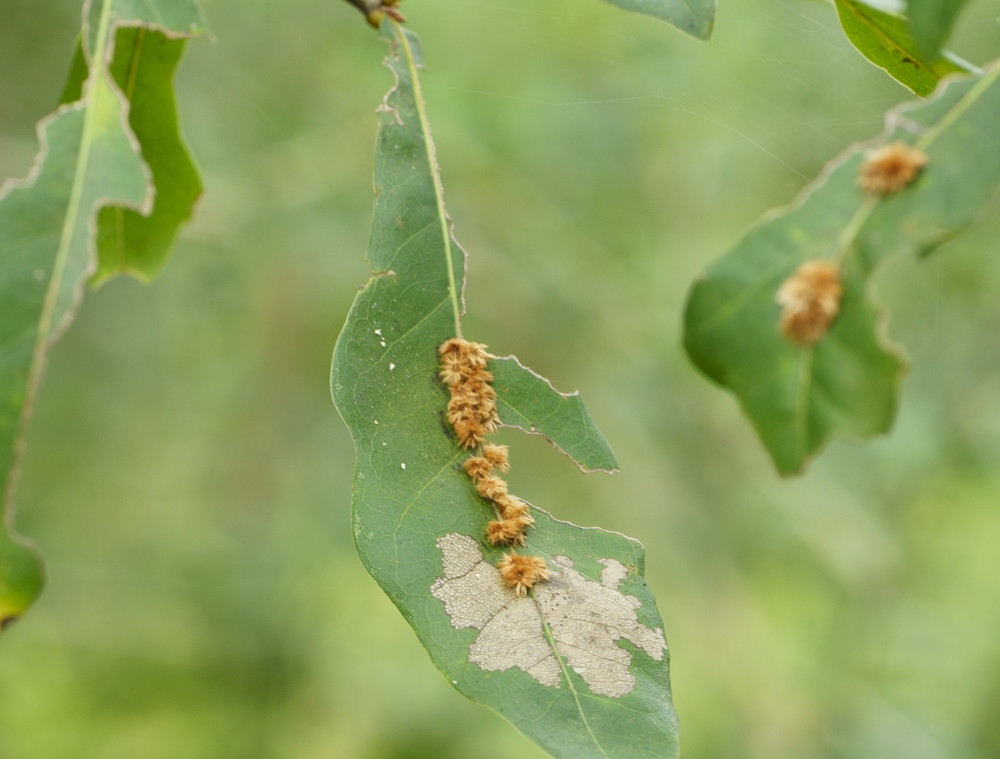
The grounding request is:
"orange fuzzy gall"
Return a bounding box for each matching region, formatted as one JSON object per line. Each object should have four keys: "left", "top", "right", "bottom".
{"left": 482, "top": 444, "right": 510, "bottom": 472}
{"left": 498, "top": 554, "right": 549, "bottom": 597}
{"left": 776, "top": 260, "right": 843, "bottom": 346}
{"left": 859, "top": 142, "right": 928, "bottom": 196}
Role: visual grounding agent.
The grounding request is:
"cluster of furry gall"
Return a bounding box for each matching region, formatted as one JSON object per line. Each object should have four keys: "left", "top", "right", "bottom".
{"left": 439, "top": 338, "right": 548, "bottom": 597}
{"left": 439, "top": 339, "right": 500, "bottom": 449}
{"left": 776, "top": 260, "right": 843, "bottom": 346}
{"left": 464, "top": 444, "right": 535, "bottom": 547}
{"left": 859, "top": 142, "right": 928, "bottom": 196}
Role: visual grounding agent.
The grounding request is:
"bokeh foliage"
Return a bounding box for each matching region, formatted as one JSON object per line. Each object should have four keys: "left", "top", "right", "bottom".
{"left": 0, "top": 0, "right": 206, "bottom": 631}
{"left": 684, "top": 67, "right": 1000, "bottom": 475}
{"left": 1, "top": 0, "right": 1000, "bottom": 758}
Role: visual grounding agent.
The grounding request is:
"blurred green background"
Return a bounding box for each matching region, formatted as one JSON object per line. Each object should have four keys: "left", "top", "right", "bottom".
{"left": 2, "top": 0, "right": 1000, "bottom": 757}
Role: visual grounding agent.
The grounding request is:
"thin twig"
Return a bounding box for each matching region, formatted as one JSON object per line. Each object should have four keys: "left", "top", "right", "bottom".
{"left": 341, "top": 0, "right": 406, "bottom": 27}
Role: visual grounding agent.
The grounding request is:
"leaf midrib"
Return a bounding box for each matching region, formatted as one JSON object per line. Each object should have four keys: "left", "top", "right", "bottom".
{"left": 392, "top": 20, "right": 463, "bottom": 339}
{"left": 7, "top": 0, "right": 115, "bottom": 504}
{"left": 534, "top": 594, "right": 611, "bottom": 759}
{"left": 841, "top": 0, "right": 927, "bottom": 69}
{"left": 389, "top": 24, "right": 617, "bottom": 752}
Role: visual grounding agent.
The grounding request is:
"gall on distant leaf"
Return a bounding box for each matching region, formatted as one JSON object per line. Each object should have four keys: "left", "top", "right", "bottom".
{"left": 859, "top": 141, "right": 928, "bottom": 195}
{"left": 775, "top": 260, "right": 843, "bottom": 346}
{"left": 684, "top": 67, "right": 1000, "bottom": 477}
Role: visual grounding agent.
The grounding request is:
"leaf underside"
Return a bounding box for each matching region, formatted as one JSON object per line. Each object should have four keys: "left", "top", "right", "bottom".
{"left": 0, "top": 0, "right": 205, "bottom": 631}
{"left": 331, "top": 22, "right": 678, "bottom": 759}
{"left": 683, "top": 65, "right": 1000, "bottom": 476}
{"left": 603, "top": 0, "right": 715, "bottom": 41}
{"left": 834, "top": 0, "right": 969, "bottom": 96}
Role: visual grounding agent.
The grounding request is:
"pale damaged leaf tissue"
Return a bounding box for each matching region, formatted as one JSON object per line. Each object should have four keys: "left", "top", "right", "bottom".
{"left": 432, "top": 533, "right": 666, "bottom": 698}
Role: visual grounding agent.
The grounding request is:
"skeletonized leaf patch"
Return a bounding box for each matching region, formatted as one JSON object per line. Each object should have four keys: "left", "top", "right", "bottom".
{"left": 432, "top": 533, "right": 667, "bottom": 699}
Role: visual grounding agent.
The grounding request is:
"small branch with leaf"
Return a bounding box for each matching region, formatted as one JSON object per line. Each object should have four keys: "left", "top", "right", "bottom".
{"left": 342, "top": 0, "right": 406, "bottom": 27}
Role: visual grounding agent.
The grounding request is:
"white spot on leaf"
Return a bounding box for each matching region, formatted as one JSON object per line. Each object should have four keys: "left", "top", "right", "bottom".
{"left": 431, "top": 533, "right": 666, "bottom": 698}
{"left": 401, "top": 463, "right": 406, "bottom": 469}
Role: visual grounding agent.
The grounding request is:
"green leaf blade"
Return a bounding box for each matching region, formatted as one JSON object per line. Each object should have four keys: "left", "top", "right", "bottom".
{"left": 683, "top": 153, "right": 905, "bottom": 475}
{"left": 863, "top": 71, "right": 1000, "bottom": 261}
{"left": 490, "top": 356, "right": 618, "bottom": 473}
{"left": 93, "top": 28, "right": 203, "bottom": 285}
{"left": 85, "top": 0, "right": 208, "bottom": 58}
{"left": 52, "top": 72, "right": 150, "bottom": 332}
{"left": 0, "top": 54, "right": 149, "bottom": 627}
{"left": 0, "top": 0, "right": 207, "bottom": 630}
{"left": 603, "top": 0, "right": 715, "bottom": 40}
{"left": 70, "top": 5, "right": 206, "bottom": 286}
{"left": 834, "top": 0, "right": 966, "bottom": 96}
{"left": 332, "top": 23, "right": 677, "bottom": 758}
{"left": 58, "top": 40, "right": 89, "bottom": 106}
{"left": 683, "top": 66, "right": 1000, "bottom": 476}
{"left": 0, "top": 529, "right": 43, "bottom": 629}
{"left": 908, "top": 0, "right": 972, "bottom": 60}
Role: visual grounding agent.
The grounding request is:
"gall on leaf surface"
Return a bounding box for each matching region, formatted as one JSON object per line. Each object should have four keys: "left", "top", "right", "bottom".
{"left": 683, "top": 64, "right": 1000, "bottom": 477}
{"left": 0, "top": 0, "right": 205, "bottom": 632}
{"left": 330, "top": 22, "right": 678, "bottom": 759}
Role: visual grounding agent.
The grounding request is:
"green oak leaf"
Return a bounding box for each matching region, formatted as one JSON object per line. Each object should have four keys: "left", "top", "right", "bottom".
{"left": 908, "top": 0, "right": 972, "bottom": 60}
{"left": 683, "top": 64, "right": 1000, "bottom": 476}
{"left": 834, "top": 0, "right": 974, "bottom": 96}
{"left": 63, "top": 12, "right": 205, "bottom": 285}
{"left": 603, "top": 0, "right": 715, "bottom": 40}
{"left": 0, "top": 0, "right": 205, "bottom": 631}
{"left": 331, "top": 22, "right": 678, "bottom": 759}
